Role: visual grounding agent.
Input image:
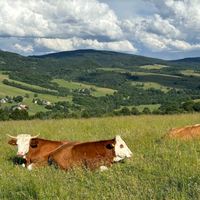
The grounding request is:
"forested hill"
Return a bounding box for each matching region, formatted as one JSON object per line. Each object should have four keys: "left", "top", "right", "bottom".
{"left": 1, "top": 49, "right": 200, "bottom": 119}
{"left": 30, "top": 49, "right": 200, "bottom": 71}
{"left": 1, "top": 49, "right": 200, "bottom": 88}
{"left": 1, "top": 49, "right": 200, "bottom": 73}
{"left": 171, "top": 57, "right": 200, "bottom": 63}
{"left": 30, "top": 49, "right": 170, "bottom": 68}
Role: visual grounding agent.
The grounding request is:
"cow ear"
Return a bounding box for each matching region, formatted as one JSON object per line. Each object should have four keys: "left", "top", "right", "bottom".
{"left": 106, "top": 142, "right": 116, "bottom": 149}
{"left": 30, "top": 139, "right": 38, "bottom": 147}
{"left": 8, "top": 140, "right": 17, "bottom": 146}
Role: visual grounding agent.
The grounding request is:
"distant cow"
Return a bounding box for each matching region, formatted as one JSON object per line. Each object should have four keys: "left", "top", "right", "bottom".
{"left": 162, "top": 124, "right": 200, "bottom": 140}
{"left": 7, "top": 133, "right": 70, "bottom": 170}
{"left": 48, "top": 135, "right": 133, "bottom": 171}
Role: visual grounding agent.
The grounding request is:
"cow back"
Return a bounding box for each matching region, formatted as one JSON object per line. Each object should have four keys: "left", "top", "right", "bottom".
{"left": 26, "top": 138, "right": 70, "bottom": 167}
{"left": 48, "top": 141, "right": 80, "bottom": 169}
{"left": 162, "top": 124, "right": 200, "bottom": 140}
{"left": 48, "top": 140, "right": 115, "bottom": 170}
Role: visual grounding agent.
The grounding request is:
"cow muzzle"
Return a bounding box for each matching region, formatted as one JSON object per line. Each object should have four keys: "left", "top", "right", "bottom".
{"left": 17, "top": 151, "right": 24, "bottom": 156}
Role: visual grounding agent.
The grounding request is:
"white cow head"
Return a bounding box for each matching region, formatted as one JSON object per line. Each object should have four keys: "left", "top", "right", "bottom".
{"left": 112, "top": 135, "right": 133, "bottom": 162}
{"left": 7, "top": 133, "right": 40, "bottom": 157}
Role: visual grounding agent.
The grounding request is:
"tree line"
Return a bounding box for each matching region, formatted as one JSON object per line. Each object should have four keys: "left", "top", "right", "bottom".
{"left": 1, "top": 99, "right": 200, "bottom": 121}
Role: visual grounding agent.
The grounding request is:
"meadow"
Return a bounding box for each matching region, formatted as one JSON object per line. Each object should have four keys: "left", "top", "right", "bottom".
{"left": 0, "top": 72, "right": 115, "bottom": 115}
{"left": 52, "top": 79, "right": 116, "bottom": 97}
{"left": 100, "top": 67, "right": 200, "bottom": 91}
{"left": 1, "top": 113, "right": 200, "bottom": 199}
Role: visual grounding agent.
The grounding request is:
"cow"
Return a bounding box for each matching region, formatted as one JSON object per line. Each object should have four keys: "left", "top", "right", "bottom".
{"left": 7, "top": 133, "right": 70, "bottom": 170}
{"left": 48, "top": 135, "right": 133, "bottom": 172}
{"left": 162, "top": 124, "right": 200, "bottom": 140}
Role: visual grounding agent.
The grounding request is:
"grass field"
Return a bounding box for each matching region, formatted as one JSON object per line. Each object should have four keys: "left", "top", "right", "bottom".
{"left": 136, "top": 104, "right": 161, "bottom": 112}
{"left": 118, "top": 104, "right": 161, "bottom": 112}
{"left": 181, "top": 70, "right": 200, "bottom": 77}
{"left": 140, "top": 64, "right": 170, "bottom": 69}
{"left": 52, "top": 79, "right": 116, "bottom": 97}
{"left": 1, "top": 114, "right": 200, "bottom": 199}
{"left": 0, "top": 72, "right": 115, "bottom": 115}
{"left": 1, "top": 68, "right": 200, "bottom": 116}
{"left": 100, "top": 67, "right": 200, "bottom": 91}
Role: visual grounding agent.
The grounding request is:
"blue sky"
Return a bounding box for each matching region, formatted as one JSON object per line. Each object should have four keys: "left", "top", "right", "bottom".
{"left": 1, "top": 0, "right": 200, "bottom": 60}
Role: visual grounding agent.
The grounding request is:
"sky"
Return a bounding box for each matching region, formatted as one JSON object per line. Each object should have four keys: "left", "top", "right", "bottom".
{"left": 1, "top": 0, "right": 200, "bottom": 60}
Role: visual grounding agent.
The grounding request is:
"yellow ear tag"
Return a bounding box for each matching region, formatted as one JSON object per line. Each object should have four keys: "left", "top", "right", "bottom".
{"left": 111, "top": 143, "right": 115, "bottom": 147}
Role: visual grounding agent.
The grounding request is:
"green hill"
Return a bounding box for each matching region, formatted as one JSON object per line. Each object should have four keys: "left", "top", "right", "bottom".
{"left": 1, "top": 49, "right": 200, "bottom": 119}
{"left": 30, "top": 49, "right": 170, "bottom": 68}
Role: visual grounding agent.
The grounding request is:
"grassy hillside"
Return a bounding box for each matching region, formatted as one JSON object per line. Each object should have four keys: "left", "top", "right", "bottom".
{"left": 0, "top": 72, "right": 72, "bottom": 114}
{"left": 1, "top": 49, "right": 200, "bottom": 117}
{"left": 0, "top": 71, "right": 117, "bottom": 115}
{"left": 100, "top": 68, "right": 200, "bottom": 91}
{"left": 52, "top": 79, "right": 116, "bottom": 97}
{"left": 1, "top": 114, "right": 200, "bottom": 199}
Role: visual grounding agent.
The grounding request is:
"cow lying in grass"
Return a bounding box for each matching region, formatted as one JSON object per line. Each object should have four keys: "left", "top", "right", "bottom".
{"left": 162, "top": 124, "right": 200, "bottom": 140}
{"left": 48, "top": 135, "right": 133, "bottom": 172}
{"left": 7, "top": 133, "right": 70, "bottom": 170}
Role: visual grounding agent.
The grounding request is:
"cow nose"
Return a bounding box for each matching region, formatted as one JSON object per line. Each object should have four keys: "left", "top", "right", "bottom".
{"left": 130, "top": 153, "right": 133, "bottom": 157}
{"left": 17, "top": 151, "right": 24, "bottom": 156}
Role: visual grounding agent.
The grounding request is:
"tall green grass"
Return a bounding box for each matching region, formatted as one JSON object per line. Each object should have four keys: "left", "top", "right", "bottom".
{"left": 1, "top": 114, "right": 200, "bottom": 199}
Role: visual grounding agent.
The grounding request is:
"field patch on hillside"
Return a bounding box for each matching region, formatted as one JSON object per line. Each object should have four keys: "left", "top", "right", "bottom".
{"left": 0, "top": 72, "right": 72, "bottom": 114}
{"left": 180, "top": 70, "right": 200, "bottom": 77}
{"left": 140, "top": 64, "right": 170, "bottom": 69}
{"left": 52, "top": 79, "right": 116, "bottom": 96}
{"left": 99, "top": 68, "right": 200, "bottom": 91}
{"left": 132, "top": 73, "right": 200, "bottom": 91}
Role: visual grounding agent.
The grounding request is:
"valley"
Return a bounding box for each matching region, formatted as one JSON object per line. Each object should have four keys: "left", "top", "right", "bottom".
{"left": 0, "top": 49, "right": 200, "bottom": 119}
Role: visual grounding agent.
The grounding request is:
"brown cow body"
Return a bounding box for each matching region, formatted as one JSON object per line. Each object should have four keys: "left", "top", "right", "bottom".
{"left": 8, "top": 134, "right": 70, "bottom": 170}
{"left": 24, "top": 138, "right": 70, "bottom": 169}
{"left": 162, "top": 124, "right": 200, "bottom": 140}
{"left": 48, "top": 135, "right": 133, "bottom": 171}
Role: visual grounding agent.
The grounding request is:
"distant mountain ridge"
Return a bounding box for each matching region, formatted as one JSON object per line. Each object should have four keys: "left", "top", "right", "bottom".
{"left": 30, "top": 49, "right": 200, "bottom": 69}
{"left": 30, "top": 49, "right": 170, "bottom": 68}
{"left": 1, "top": 49, "right": 200, "bottom": 74}
{"left": 171, "top": 57, "right": 200, "bottom": 63}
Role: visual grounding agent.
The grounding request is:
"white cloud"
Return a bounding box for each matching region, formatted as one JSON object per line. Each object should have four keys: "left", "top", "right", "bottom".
{"left": 120, "top": 0, "right": 200, "bottom": 55}
{"left": 35, "top": 37, "right": 137, "bottom": 53}
{"left": 13, "top": 44, "right": 34, "bottom": 53}
{"left": 1, "top": 0, "right": 200, "bottom": 59}
{"left": 0, "top": 0, "right": 123, "bottom": 40}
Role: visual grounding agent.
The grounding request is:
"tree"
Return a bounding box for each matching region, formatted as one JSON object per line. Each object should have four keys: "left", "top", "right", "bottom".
{"left": 51, "top": 112, "right": 64, "bottom": 119}
{"left": 13, "top": 96, "right": 23, "bottom": 103}
{"left": 81, "top": 111, "right": 91, "bottom": 118}
{"left": 120, "top": 107, "right": 131, "bottom": 116}
{"left": 131, "top": 107, "right": 140, "bottom": 115}
{"left": 164, "top": 105, "right": 182, "bottom": 114}
{"left": 182, "top": 101, "right": 195, "bottom": 112}
{"left": 9, "top": 109, "right": 29, "bottom": 120}
{"left": 67, "top": 112, "right": 79, "bottom": 119}
{"left": 193, "top": 102, "right": 200, "bottom": 112}
{"left": 37, "top": 99, "right": 43, "bottom": 105}
{"left": 142, "top": 107, "right": 151, "bottom": 115}
{"left": 34, "top": 112, "right": 43, "bottom": 120}
{"left": 0, "top": 108, "right": 9, "bottom": 121}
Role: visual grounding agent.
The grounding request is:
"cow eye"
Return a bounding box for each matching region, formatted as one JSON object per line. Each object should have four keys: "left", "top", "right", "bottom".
{"left": 120, "top": 144, "right": 124, "bottom": 148}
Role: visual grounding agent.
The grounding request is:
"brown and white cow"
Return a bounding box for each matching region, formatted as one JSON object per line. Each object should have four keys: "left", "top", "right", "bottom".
{"left": 48, "top": 135, "right": 133, "bottom": 171}
{"left": 162, "top": 124, "right": 200, "bottom": 140}
{"left": 7, "top": 133, "right": 70, "bottom": 170}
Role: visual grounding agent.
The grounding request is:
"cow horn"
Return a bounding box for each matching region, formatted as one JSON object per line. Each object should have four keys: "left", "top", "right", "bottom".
{"left": 31, "top": 133, "right": 40, "bottom": 139}
{"left": 6, "top": 134, "right": 17, "bottom": 139}
{"left": 111, "top": 143, "right": 115, "bottom": 147}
